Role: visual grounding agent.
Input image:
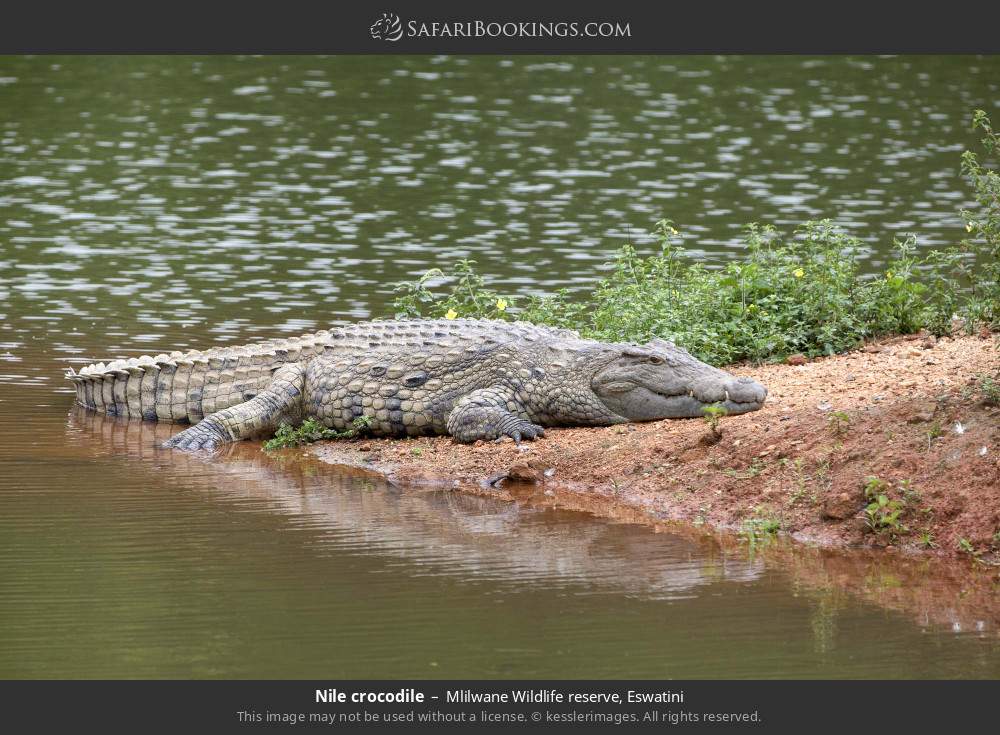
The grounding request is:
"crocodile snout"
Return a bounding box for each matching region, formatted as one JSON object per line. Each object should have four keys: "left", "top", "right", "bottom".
{"left": 720, "top": 376, "right": 767, "bottom": 414}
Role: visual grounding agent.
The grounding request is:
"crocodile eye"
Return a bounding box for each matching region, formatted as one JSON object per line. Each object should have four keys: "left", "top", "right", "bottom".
{"left": 648, "top": 356, "right": 665, "bottom": 365}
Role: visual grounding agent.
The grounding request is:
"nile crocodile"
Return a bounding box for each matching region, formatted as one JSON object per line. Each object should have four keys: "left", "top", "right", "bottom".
{"left": 66, "top": 318, "right": 767, "bottom": 451}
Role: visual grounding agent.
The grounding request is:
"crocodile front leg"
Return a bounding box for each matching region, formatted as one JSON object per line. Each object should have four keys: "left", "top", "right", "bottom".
{"left": 446, "top": 386, "right": 545, "bottom": 444}
{"left": 162, "top": 363, "right": 305, "bottom": 451}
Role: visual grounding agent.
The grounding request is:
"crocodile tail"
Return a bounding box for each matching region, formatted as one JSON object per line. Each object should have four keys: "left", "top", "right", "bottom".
{"left": 67, "top": 330, "right": 335, "bottom": 421}
{"left": 72, "top": 356, "right": 163, "bottom": 419}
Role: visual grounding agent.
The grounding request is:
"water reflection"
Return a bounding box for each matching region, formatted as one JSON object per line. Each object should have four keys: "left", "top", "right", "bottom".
{"left": 65, "top": 407, "right": 765, "bottom": 601}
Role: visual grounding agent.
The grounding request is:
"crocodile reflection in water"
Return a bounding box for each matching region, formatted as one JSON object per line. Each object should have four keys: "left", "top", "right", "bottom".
{"left": 67, "top": 405, "right": 764, "bottom": 600}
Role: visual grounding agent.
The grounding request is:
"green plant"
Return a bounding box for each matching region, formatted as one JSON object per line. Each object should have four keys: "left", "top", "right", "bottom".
{"left": 926, "top": 422, "right": 943, "bottom": 450}
{"left": 897, "top": 479, "right": 921, "bottom": 506}
{"left": 862, "top": 476, "right": 907, "bottom": 537}
{"left": 723, "top": 457, "right": 767, "bottom": 480}
{"left": 741, "top": 515, "right": 781, "bottom": 548}
{"left": 863, "top": 476, "right": 889, "bottom": 501}
{"left": 957, "top": 537, "right": 977, "bottom": 555}
{"left": 918, "top": 532, "right": 937, "bottom": 549}
{"left": 393, "top": 259, "right": 513, "bottom": 321}
{"left": 263, "top": 416, "right": 373, "bottom": 450}
{"left": 787, "top": 458, "right": 813, "bottom": 506}
{"left": 702, "top": 403, "right": 728, "bottom": 435}
{"left": 864, "top": 494, "right": 905, "bottom": 534}
{"left": 827, "top": 410, "right": 851, "bottom": 436}
{"left": 978, "top": 374, "right": 1000, "bottom": 406}
{"left": 958, "top": 110, "right": 1000, "bottom": 329}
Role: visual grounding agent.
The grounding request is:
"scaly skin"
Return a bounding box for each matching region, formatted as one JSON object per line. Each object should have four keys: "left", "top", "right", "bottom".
{"left": 66, "top": 318, "right": 767, "bottom": 451}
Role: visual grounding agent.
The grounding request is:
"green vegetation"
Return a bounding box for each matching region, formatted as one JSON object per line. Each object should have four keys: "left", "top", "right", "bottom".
{"left": 787, "top": 458, "right": 812, "bottom": 506}
{"left": 862, "top": 476, "right": 910, "bottom": 539}
{"left": 741, "top": 515, "right": 782, "bottom": 547}
{"left": 926, "top": 422, "right": 944, "bottom": 451}
{"left": 827, "top": 410, "right": 851, "bottom": 436}
{"left": 393, "top": 111, "right": 1000, "bottom": 367}
{"left": 957, "top": 110, "right": 1000, "bottom": 328}
{"left": 263, "top": 416, "right": 373, "bottom": 450}
{"left": 978, "top": 374, "right": 1000, "bottom": 406}
{"left": 701, "top": 403, "right": 727, "bottom": 436}
{"left": 957, "top": 537, "right": 977, "bottom": 556}
{"left": 723, "top": 457, "right": 767, "bottom": 480}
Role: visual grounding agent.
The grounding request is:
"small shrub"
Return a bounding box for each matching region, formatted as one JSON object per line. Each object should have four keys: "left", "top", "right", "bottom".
{"left": 862, "top": 476, "right": 908, "bottom": 538}
{"left": 978, "top": 374, "right": 1000, "bottom": 405}
{"left": 702, "top": 403, "right": 728, "bottom": 436}
{"left": 864, "top": 493, "right": 905, "bottom": 534}
{"left": 723, "top": 458, "right": 767, "bottom": 480}
{"left": 863, "top": 475, "right": 889, "bottom": 501}
{"left": 392, "top": 218, "right": 984, "bottom": 367}
{"left": 742, "top": 515, "right": 781, "bottom": 547}
{"left": 263, "top": 416, "right": 373, "bottom": 450}
{"left": 393, "top": 260, "right": 513, "bottom": 321}
{"left": 918, "top": 532, "right": 937, "bottom": 549}
{"left": 958, "top": 110, "right": 1000, "bottom": 329}
{"left": 827, "top": 410, "right": 851, "bottom": 436}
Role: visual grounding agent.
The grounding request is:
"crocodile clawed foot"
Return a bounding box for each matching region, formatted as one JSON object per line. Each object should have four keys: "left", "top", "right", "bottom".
{"left": 496, "top": 419, "right": 546, "bottom": 445}
{"left": 162, "top": 424, "right": 225, "bottom": 452}
{"left": 164, "top": 436, "right": 220, "bottom": 451}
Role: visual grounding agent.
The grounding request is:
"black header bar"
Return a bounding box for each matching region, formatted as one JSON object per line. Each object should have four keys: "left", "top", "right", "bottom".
{"left": 2, "top": 1, "right": 999, "bottom": 54}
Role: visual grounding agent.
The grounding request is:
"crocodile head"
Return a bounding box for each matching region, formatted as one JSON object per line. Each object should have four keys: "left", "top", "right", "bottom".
{"left": 591, "top": 338, "right": 767, "bottom": 420}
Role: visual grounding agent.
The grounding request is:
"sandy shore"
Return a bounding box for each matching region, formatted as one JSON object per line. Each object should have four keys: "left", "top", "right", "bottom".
{"left": 311, "top": 331, "right": 1000, "bottom": 559}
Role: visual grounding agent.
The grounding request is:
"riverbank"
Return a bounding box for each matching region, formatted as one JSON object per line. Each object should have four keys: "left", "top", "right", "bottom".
{"left": 311, "top": 331, "right": 1000, "bottom": 560}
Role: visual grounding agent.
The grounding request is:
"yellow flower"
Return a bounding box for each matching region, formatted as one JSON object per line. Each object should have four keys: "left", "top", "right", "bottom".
{"left": 496, "top": 298, "right": 508, "bottom": 312}
{"left": 966, "top": 223, "right": 973, "bottom": 233}
{"left": 793, "top": 268, "right": 804, "bottom": 279}
{"left": 886, "top": 270, "right": 894, "bottom": 279}
{"left": 747, "top": 303, "right": 758, "bottom": 311}
{"left": 445, "top": 309, "right": 458, "bottom": 320}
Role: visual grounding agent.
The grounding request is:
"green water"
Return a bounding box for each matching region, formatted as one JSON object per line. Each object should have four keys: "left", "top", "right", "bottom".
{"left": 1, "top": 56, "right": 999, "bottom": 679}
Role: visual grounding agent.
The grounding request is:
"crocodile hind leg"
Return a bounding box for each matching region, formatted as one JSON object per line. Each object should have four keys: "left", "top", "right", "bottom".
{"left": 446, "top": 386, "right": 545, "bottom": 444}
{"left": 162, "top": 363, "right": 305, "bottom": 451}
